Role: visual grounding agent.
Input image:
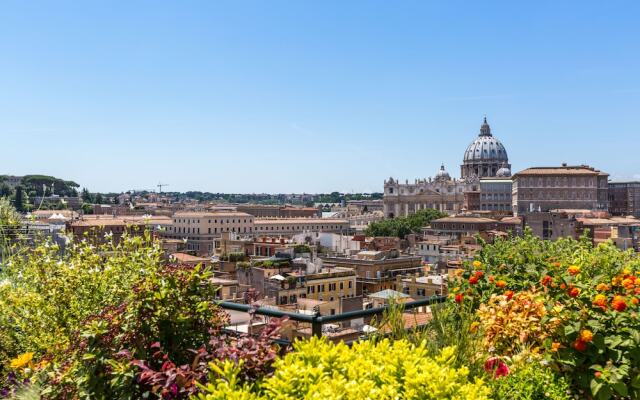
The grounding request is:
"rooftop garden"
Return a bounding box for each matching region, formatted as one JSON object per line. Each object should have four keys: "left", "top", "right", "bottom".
{"left": 2, "top": 195, "right": 640, "bottom": 399}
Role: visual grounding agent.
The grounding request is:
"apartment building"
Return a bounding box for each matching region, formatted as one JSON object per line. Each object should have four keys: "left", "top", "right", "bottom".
{"left": 512, "top": 165, "right": 609, "bottom": 216}
{"left": 479, "top": 177, "right": 513, "bottom": 212}
{"left": 609, "top": 182, "right": 640, "bottom": 218}
{"left": 396, "top": 274, "right": 448, "bottom": 299}
{"left": 254, "top": 218, "right": 349, "bottom": 236}
{"left": 304, "top": 267, "right": 357, "bottom": 303}
{"left": 320, "top": 251, "right": 423, "bottom": 296}
{"left": 235, "top": 204, "right": 319, "bottom": 218}
{"left": 424, "top": 216, "right": 500, "bottom": 240}
{"left": 166, "top": 211, "right": 254, "bottom": 256}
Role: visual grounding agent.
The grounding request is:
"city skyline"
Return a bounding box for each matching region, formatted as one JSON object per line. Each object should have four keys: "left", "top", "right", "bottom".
{"left": 2, "top": 1, "right": 640, "bottom": 193}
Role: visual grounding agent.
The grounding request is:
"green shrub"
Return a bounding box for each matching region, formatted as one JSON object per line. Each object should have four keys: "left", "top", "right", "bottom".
{"left": 293, "top": 244, "right": 310, "bottom": 254}
{"left": 489, "top": 361, "right": 571, "bottom": 400}
{"left": 453, "top": 231, "right": 640, "bottom": 399}
{"left": 0, "top": 231, "right": 163, "bottom": 375}
{"left": 197, "top": 338, "right": 491, "bottom": 399}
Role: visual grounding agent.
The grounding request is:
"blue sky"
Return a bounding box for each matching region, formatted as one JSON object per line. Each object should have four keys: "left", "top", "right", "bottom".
{"left": 1, "top": 1, "right": 639, "bottom": 193}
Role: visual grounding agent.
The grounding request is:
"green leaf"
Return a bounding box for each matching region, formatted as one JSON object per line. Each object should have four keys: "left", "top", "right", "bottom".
{"left": 591, "top": 379, "right": 604, "bottom": 397}
{"left": 612, "top": 382, "right": 629, "bottom": 397}
{"left": 631, "top": 374, "right": 640, "bottom": 389}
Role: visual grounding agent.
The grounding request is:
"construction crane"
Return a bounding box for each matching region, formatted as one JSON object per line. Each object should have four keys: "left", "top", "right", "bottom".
{"left": 157, "top": 183, "right": 169, "bottom": 193}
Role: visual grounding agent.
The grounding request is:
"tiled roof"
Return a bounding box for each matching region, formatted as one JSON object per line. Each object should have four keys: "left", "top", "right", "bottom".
{"left": 514, "top": 166, "right": 608, "bottom": 176}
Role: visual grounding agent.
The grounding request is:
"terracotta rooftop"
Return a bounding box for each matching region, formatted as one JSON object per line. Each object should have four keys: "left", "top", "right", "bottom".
{"left": 70, "top": 218, "right": 134, "bottom": 227}
{"left": 432, "top": 216, "right": 498, "bottom": 224}
{"left": 514, "top": 165, "right": 608, "bottom": 176}
{"left": 174, "top": 211, "right": 253, "bottom": 218}
{"left": 170, "top": 252, "right": 211, "bottom": 263}
{"left": 255, "top": 218, "right": 348, "bottom": 224}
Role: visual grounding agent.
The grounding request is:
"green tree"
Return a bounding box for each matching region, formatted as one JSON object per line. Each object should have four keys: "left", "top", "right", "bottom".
{"left": 81, "top": 188, "right": 93, "bottom": 203}
{"left": 81, "top": 203, "right": 94, "bottom": 214}
{"left": 365, "top": 208, "right": 446, "bottom": 238}
{"left": 20, "top": 175, "right": 79, "bottom": 197}
{"left": 13, "top": 185, "right": 25, "bottom": 212}
{"left": 0, "top": 183, "right": 13, "bottom": 198}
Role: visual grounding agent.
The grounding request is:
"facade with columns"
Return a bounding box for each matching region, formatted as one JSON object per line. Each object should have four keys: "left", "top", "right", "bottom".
{"left": 383, "top": 118, "right": 510, "bottom": 218}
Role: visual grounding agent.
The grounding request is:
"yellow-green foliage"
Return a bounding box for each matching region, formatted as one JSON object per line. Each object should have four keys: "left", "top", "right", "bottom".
{"left": 0, "top": 231, "right": 163, "bottom": 369}
{"left": 196, "top": 337, "right": 490, "bottom": 400}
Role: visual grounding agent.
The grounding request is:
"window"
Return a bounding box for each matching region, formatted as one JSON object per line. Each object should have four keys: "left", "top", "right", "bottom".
{"left": 348, "top": 281, "right": 353, "bottom": 289}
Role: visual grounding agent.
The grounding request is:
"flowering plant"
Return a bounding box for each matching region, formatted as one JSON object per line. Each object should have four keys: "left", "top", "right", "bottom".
{"left": 452, "top": 231, "right": 640, "bottom": 399}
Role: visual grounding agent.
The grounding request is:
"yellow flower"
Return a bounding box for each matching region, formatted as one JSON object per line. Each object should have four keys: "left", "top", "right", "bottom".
{"left": 10, "top": 352, "right": 34, "bottom": 370}
{"left": 472, "top": 260, "right": 482, "bottom": 269}
{"left": 568, "top": 265, "right": 581, "bottom": 276}
{"left": 596, "top": 283, "right": 609, "bottom": 291}
{"left": 469, "top": 321, "right": 480, "bottom": 333}
{"left": 580, "top": 329, "right": 593, "bottom": 343}
{"left": 623, "top": 268, "right": 632, "bottom": 276}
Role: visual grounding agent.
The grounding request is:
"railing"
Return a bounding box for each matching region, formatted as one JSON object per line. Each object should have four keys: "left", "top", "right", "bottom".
{"left": 217, "top": 295, "right": 447, "bottom": 339}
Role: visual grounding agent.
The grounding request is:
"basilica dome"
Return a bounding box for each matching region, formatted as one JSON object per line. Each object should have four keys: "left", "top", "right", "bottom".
{"left": 435, "top": 164, "right": 450, "bottom": 180}
{"left": 460, "top": 117, "right": 510, "bottom": 179}
{"left": 496, "top": 163, "right": 512, "bottom": 177}
{"left": 463, "top": 118, "right": 508, "bottom": 163}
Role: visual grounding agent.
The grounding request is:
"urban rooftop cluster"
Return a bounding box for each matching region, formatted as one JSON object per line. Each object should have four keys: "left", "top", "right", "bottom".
{"left": 2, "top": 119, "right": 640, "bottom": 399}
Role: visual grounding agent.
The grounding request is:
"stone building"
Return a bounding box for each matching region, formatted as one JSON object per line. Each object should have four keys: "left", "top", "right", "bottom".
{"left": 165, "top": 211, "right": 255, "bottom": 256}
{"left": 320, "top": 251, "right": 423, "bottom": 296}
{"left": 479, "top": 175, "right": 513, "bottom": 212}
{"left": 512, "top": 165, "right": 609, "bottom": 216}
{"left": 461, "top": 117, "right": 511, "bottom": 179}
{"left": 609, "top": 182, "right": 640, "bottom": 218}
{"left": 383, "top": 118, "right": 510, "bottom": 218}
{"left": 383, "top": 166, "right": 468, "bottom": 217}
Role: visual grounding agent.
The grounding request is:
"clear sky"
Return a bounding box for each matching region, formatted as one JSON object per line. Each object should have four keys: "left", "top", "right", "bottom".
{"left": 1, "top": 1, "right": 639, "bottom": 194}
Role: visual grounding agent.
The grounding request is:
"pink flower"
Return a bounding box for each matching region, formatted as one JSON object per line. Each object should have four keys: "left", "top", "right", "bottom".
{"left": 484, "top": 357, "right": 510, "bottom": 378}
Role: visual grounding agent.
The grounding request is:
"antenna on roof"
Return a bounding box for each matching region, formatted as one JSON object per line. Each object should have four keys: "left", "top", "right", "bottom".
{"left": 157, "top": 183, "right": 169, "bottom": 193}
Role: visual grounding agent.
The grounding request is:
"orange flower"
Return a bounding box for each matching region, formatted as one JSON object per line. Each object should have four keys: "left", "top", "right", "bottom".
{"left": 596, "top": 283, "right": 609, "bottom": 291}
{"left": 580, "top": 329, "right": 593, "bottom": 343}
{"left": 474, "top": 270, "right": 484, "bottom": 279}
{"left": 568, "top": 287, "right": 580, "bottom": 298}
{"left": 488, "top": 275, "right": 495, "bottom": 283}
{"left": 573, "top": 339, "right": 587, "bottom": 352}
{"left": 551, "top": 342, "right": 561, "bottom": 352}
{"left": 595, "top": 371, "right": 602, "bottom": 379}
{"left": 504, "top": 290, "right": 514, "bottom": 300}
{"left": 623, "top": 278, "right": 635, "bottom": 289}
{"left": 541, "top": 275, "right": 552, "bottom": 287}
{"left": 455, "top": 293, "right": 464, "bottom": 304}
{"left": 496, "top": 280, "right": 507, "bottom": 288}
{"left": 560, "top": 283, "right": 567, "bottom": 290}
{"left": 469, "top": 276, "right": 479, "bottom": 285}
{"left": 632, "top": 297, "right": 640, "bottom": 306}
{"left": 552, "top": 262, "right": 561, "bottom": 268}
{"left": 612, "top": 295, "right": 627, "bottom": 312}
{"left": 592, "top": 294, "right": 607, "bottom": 310}
{"left": 568, "top": 265, "right": 581, "bottom": 276}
